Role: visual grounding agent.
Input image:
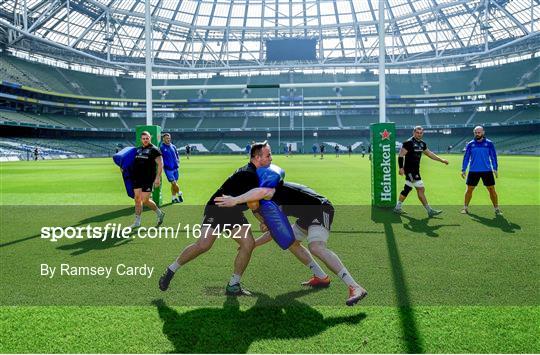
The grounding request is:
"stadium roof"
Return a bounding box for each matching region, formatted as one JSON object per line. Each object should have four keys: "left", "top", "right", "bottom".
{"left": 0, "top": 0, "right": 539, "bottom": 72}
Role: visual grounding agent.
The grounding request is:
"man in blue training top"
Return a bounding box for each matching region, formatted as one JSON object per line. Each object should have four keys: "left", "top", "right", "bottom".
{"left": 160, "top": 133, "right": 183, "bottom": 203}
{"left": 461, "top": 126, "right": 501, "bottom": 215}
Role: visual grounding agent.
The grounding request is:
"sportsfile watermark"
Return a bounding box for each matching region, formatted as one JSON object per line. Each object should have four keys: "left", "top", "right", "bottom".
{"left": 40, "top": 223, "right": 253, "bottom": 242}
{"left": 1, "top": 205, "right": 538, "bottom": 306}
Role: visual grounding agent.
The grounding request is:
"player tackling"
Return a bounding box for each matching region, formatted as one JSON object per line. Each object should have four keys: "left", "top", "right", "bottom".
{"left": 215, "top": 180, "right": 368, "bottom": 306}
{"left": 158, "top": 142, "right": 273, "bottom": 296}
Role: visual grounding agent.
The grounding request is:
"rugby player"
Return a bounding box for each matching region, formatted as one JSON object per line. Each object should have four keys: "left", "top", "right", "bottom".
{"left": 129, "top": 131, "right": 165, "bottom": 228}
{"left": 461, "top": 126, "right": 501, "bottom": 215}
{"left": 215, "top": 181, "right": 368, "bottom": 306}
{"left": 158, "top": 141, "right": 273, "bottom": 296}
{"left": 159, "top": 133, "right": 183, "bottom": 203}
{"left": 184, "top": 144, "right": 191, "bottom": 160}
{"left": 394, "top": 126, "right": 449, "bottom": 217}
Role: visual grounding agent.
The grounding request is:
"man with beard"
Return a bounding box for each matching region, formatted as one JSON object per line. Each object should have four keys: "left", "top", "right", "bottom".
{"left": 461, "top": 126, "right": 501, "bottom": 215}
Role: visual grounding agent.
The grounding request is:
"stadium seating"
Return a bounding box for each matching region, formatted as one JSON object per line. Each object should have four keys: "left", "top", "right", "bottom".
{"left": 59, "top": 69, "right": 118, "bottom": 97}
{"left": 1, "top": 55, "right": 75, "bottom": 93}
{"left": 294, "top": 115, "right": 339, "bottom": 129}
{"left": 0, "top": 111, "right": 64, "bottom": 126}
{"left": 427, "top": 69, "right": 478, "bottom": 94}
{"left": 80, "top": 117, "right": 124, "bottom": 129}
{"left": 165, "top": 116, "right": 202, "bottom": 130}
{"left": 388, "top": 114, "right": 426, "bottom": 127}
{"left": 506, "top": 106, "right": 540, "bottom": 122}
{"left": 246, "top": 116, "right": 280, "bottom": 129}
{"left": 429, "top": 113, "right": 471, "bottom": 126}
{"left": 1, "top": 108, "right": 536, "bottom": 132}
{"left": 199, "top": 116, "right": 245, "bottom": 129}
{"left": 43, "top": 115, "right": 95, "bottom": 128}
{"left": 3, "top": 55, "right": 539, "bottom": 101}
{"left": 477, "top": 58, "right": 540, "bottom": 90}
{"left": 340, "top": 115, "right": 378, "bottom": 127}
{"left": 472, "top": 111, "right": 515, "bottom": 124}
{"left": 0, "top": 136, "right": 133, "bottom": 158}
{"left": 1, "top": 55, "right": 539, "bottom": 157}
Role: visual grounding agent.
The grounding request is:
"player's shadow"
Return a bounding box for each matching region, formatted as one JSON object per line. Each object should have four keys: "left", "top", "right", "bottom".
{"left": 0, "top": 206, "right": 134, "bottom": 248}
{"left": 56, "top": 234, "right": 133, "bottom": 256}
{"left": 54, "top": 207, "right": 136, "bottom": 255}
{"left": 370, "top": 207, "right": 424, "bottom": 353}
{"left": 400, "top": 214, "right": 460, "bottom": 238}
{"left": 75, "top": 206, "right": 135, "bottom": 224}
{"left": 467, "top": 212, "right": 521, "bottom": 233}
{"left": 153, "top": 289, "right": 366, "bottom": 353}
{"left": 56, "top": 205, "right": 169, "bottom": 255}
{"left": 2, "top": 205, "right": 143, "bottom": 251}
{"left": 2, "top": 203, "right": 181, "bottom": 250}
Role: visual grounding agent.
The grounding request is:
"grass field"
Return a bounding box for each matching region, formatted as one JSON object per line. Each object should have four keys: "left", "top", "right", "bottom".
{"left": 1, "top": 154, "right": 539, "bottom": 353}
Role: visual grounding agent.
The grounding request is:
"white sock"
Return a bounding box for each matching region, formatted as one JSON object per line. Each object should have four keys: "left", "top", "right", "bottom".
{"left": 337, "top": 267, "right": 359, "bottom": 288}
{"left": 134, "top": 215, "right": 141, "bottom": 224}
{"left": 424, "top": 204, "right": 431, "bottom": 212}
{"left": 155, "top": 208, "right": 163, "bottom": 216}
{"left": 228, "top": 273, "right": 241, "bottom": 286}
{"left": 396, "top": 201, "right": 403, "bottom": 209}
{"left": 168, "top": 261, "right": 181, "bottom": 273}
{"left": 463, "top": 205, "right": 468, "bottom": 209}
{"left": 308, "top": 260, "right": 327, "bottom": 279}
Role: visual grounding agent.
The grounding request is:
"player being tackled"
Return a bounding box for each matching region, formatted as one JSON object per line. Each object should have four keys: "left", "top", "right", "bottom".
{"left": 215, "top": 178, "right": 368, "bottom": 307}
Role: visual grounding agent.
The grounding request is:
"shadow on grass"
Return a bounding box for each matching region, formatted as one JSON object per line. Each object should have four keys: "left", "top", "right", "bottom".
{"left": 468, "top": 212, "right": 521, "bottom": 233}
{"left": 56, "top": 205, "right": 184, "bottom": 255}
{"left": 400, "top": 214, "right": 460, "bottom": 238}
{"left": 371, "top": 207, "right": 424, "bottom": 353}
{"left": 56, "top": 235, "right": 133, "bottom": 256}
{"left": 153, "top": 289, "right": 366, "bottom": 353}
{"left": 0, "top": 206, "right": 135, "bottom": 249}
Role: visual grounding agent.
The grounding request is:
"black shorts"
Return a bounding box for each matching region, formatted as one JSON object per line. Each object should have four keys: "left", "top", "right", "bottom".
{"left": 405, "top": 170, "right": 422, "bottom": 182}
{"left": 294, "top": 202, "right": 335, "bottom": 231}
{"left": 466, "top": 171, "right": 495, "bottom": 187}
{"left": 202, "top": 205, "right": 249, "bottom": 231}
{"left": 132, "top": 175, "right": 155, "bottom": 192}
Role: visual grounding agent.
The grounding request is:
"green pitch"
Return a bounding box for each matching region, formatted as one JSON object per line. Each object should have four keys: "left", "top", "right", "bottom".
{"left": 1, "top": 154, "right": 539, "bottom": 353}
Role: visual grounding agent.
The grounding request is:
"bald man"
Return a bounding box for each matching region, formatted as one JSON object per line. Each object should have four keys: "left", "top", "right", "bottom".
{"left": 461, "top": 126, "right": 501, "bottom": 215}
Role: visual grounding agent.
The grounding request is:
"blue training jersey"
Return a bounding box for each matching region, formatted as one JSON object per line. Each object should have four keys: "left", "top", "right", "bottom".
{"left": 160, "top": 143, "right": 179, "bottom": 170}
{"left": 462, "top": 138, "right": 498, "bottom": 172}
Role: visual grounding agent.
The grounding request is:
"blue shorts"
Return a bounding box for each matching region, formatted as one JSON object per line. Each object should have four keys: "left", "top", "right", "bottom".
{"left": 164, "top": 168, "right": 179, "bottom": 182}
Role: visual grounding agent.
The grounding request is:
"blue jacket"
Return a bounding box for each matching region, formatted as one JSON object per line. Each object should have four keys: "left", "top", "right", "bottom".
{"left": 462, "top": 138, "right": 498, "bottom": 172}
{"left": 160, "top": 143, "right": 179, "bottom": 170}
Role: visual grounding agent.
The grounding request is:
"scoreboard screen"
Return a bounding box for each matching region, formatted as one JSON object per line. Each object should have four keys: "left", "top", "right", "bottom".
{"left": 266, "top": 38, "right": 317, "bottom": 61}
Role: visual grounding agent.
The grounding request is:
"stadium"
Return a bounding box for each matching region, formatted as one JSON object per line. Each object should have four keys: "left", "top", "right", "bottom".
{"left": 0, "top": 0, "right": 539, "bottom": 353}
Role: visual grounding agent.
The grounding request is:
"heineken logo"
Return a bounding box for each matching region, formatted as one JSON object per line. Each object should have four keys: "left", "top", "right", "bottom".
{"left": 371, "top": 123, "right": 396, "bottom": 207}
{"left": 380, "top": 143, "right": 392, "bottom": 201}
{"left": 380, "top": 129, "right": 391, "bottom": 140}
